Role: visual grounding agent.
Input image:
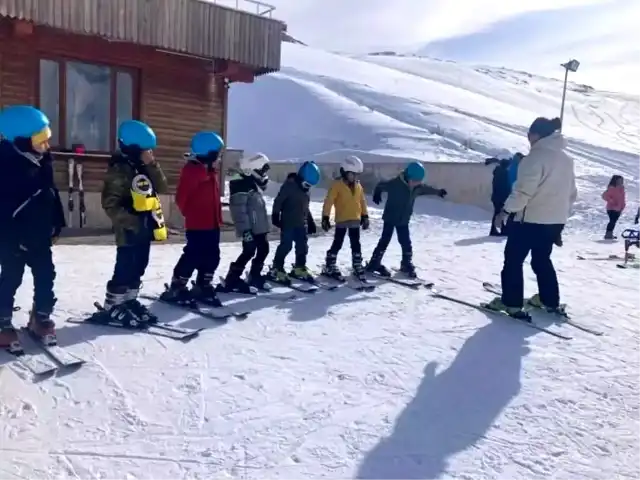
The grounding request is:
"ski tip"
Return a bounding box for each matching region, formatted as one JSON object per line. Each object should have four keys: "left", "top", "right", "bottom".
{"left": 424, "top": 282, "right": 435, "bottom": 289}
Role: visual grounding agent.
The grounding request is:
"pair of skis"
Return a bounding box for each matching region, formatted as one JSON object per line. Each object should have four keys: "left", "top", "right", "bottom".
{"left": 577, "top": 253, "right": 638, "bottom": 269}
{"left": 428, "top": 281, "right": 602, "bottom": 339}
{"left": 4, "top": 328, "right": 85, "bottom": 376}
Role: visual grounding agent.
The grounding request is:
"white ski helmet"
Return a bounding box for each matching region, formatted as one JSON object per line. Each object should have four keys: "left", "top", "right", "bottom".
{"left": 341, "top": 155, "right": 364, "bottom": 174}
{"left": 238, "top": 152, "right": 270, "bottom": 178}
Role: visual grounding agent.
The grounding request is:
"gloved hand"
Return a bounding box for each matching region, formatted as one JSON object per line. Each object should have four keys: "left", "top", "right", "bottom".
{"left": 307, "top": 218, "right": 317, "bottom": 235}
{"left": 321, "top": 216, "right": 331, "bottom": 232}
{"left": 360, "top": 215, "right": 370, "bottom": 230}
{"left": 242, "top": 230, "right": 254, "bottom": 244}
{"left": 494, "top": 210, "right": 508, "bottom": 231}
{"left": 372, "top": 192, "right": 382, "bottom": 205}
{"left": 438, "top": 189, "right": 447, "bottom": 198}
{"left": 271, "top": 212, "right": 282, "bottom": 229}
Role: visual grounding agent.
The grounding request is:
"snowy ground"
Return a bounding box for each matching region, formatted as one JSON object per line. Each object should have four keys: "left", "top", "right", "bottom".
{"left": 1, "top": 195, "right": 638, "bottom": 479}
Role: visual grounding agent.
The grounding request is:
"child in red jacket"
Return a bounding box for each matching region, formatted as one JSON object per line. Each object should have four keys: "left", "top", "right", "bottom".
{"left": 160, "top": 132, "right": 225, "bottom": 307}
{"left": 602, "top": 174, "right": 626, "bottom": 239}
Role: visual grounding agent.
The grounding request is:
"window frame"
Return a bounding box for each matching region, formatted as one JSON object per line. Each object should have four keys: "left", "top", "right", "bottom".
{"left": 36, "top": 55, "right": 140, "bottom": 153}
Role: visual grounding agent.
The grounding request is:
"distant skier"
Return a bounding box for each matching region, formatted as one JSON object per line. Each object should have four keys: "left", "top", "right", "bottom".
{"left": 602, "top": 174, "right": 626, "bottom": 239}
{"left": 268, "top": 161, "right": 321, "bottom": 284}
{"left": 320, "top": 155, "right": 370, "bottom": 281}
{"left": 365, "top": 161, "right": 446, "bottom": 278}
{"left": 219, "top": 153, "right": 272, "bottom": 292}
{"left": 490, "top": 116, "right": 577, "bottom": 319}
{"left": 0, "top": 106, "right": 65, "bottom": 351}
{"left": 160, "top": 132, "right": 225, "bottom": 307}
{"left": 490, "top": 159, "right": 511, "bottom": 236}
{"left": 97, "top": 120, "right": 168, "bottom": 326}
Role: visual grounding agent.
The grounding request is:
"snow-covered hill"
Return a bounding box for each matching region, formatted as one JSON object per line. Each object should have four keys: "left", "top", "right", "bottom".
{"left": 229, "top": 42, "right": 639, "bottom": 230}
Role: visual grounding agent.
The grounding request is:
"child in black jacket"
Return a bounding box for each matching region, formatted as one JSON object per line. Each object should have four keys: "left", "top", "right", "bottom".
{"left": 0, "top": 106, "right": 65, "bottom": 352}
{"left": 365, "top": 161, "right": 446, "bottom": 278}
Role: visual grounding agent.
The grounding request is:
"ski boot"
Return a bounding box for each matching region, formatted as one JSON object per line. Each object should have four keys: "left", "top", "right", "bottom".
{"left": 527, "top": 294, "right": 568, "bottom": 317}
{"left": 124, "top": 283, "right": 158, "bottom": 324}
{"left": 247, "top": 267, "right": 271, "bottom": 291}
{"left": 399, "top": 257, "right": 418, "bottom": 279}
{"left": 290, "top": 265, "right": 316, "bottom": 283}
{"left": 266, "top": 266, "right": 292, "bottom": 286}
{"left": 351, "top": 253, "right": 366, "bottom": 281}
{"left": 0, "top": 318, "right": 21, "bottom": 354}
{"left": 99, "top": 286, "right": 146, "bottom": 329}
{"left": 365, "top": 253, "right": 391, "bottom": 277}
{"left": 218, "top": 264, "right": 254, "bottom": 294}
{"left": 482, "top": 297, "right": 532, "bottom": 321}
{"left": 160, "top": 277, "right": 197, "bottom": 308}
{"left": 321, "top": 253, "right": 345, "bottom": 281}
{"left": 27, "top": 308, "right": 57, "bottom": 346}
{"left": 191, "top": 276, "right": 223, "bottom": 307}
{"left": 604, "top": 231, "right": 617, "bottom": 240}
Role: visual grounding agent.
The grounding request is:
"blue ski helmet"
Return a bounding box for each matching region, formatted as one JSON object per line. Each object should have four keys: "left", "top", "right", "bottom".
{"left": 118, "top": 120, "right": 156, "bottom": 150}
{"left": 0, "top": 105, "right": 51, "bottom": 143}
{"left": 298, "top": 160, "right": 321, "bottom": 187}
{"left": 190, "top": 131, "right": 224, "bottom": 157}
{"left": 404, "top": 161, "right": 425, "bottom": 182}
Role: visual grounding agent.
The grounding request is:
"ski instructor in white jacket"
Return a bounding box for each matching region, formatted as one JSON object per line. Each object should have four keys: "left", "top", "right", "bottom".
{"left": 489, "top": 116, "right": 577, "bottom": 319}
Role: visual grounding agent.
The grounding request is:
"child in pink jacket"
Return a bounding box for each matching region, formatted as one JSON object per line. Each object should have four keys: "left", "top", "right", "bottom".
{"left": 602, "top": 175, "right": 626, "bottom": 239}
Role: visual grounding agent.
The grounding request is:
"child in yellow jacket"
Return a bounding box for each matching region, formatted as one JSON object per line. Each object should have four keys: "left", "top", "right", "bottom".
{"left": 321, "top": 155, "right": 370, "bottom": 281}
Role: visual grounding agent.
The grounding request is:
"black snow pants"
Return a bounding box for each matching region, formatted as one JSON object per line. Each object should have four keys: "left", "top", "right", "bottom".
{"left": 232, "top": 233, "right": 269, "bottom": 276}
{"left": 0, "top": 245, "right": 56, "bottom": 323}
{"left": 500, "top": 222, "right": 564, "bottom": 309}
{"left": 172, "top": 229, "right": 221, "bottom": 286}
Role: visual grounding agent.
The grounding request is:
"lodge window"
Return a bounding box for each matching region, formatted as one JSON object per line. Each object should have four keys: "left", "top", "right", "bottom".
{"left": 38, "top": 59, "right": 135, "bottom": 152}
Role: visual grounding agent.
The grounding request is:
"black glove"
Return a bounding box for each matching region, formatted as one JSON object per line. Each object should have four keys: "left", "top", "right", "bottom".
{"left": 321, "top": 216, "right": 331, "bottom": 232}
{"left": 242, "top": 230, "right": 254, "bottom": 244}
{"left": 360, "top": 215, "right": 370, "bottom": 230}
{"left": 438, "top": 189, "right": 447, "bottom": 198}
{"left": 271, "top": 212, "right": 282, "bottom": 228}
{"left": 372, "top": 192, "right": 382, "bottom": 205}
{"left": 307, "top": 219, "right": 317, "bottom": 235}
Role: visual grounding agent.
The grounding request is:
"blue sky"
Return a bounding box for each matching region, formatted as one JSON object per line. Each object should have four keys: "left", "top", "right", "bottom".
{"left": 232, "top": 0, "right": 638, "bottom": 93}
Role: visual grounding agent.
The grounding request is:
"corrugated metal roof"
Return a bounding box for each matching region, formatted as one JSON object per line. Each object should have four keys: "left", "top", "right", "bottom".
{"left": 0, "top": 0, "right": 284, "bottom": 73}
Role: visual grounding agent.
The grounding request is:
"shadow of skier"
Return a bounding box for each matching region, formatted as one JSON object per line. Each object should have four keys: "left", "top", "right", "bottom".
{"left": 356, "top": 315, "right": 536, "bottom": 479}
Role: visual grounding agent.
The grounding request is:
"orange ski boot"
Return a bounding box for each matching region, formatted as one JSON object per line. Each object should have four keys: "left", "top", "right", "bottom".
{"left": 28, "top": 310, "right": 57, "bottom": 346}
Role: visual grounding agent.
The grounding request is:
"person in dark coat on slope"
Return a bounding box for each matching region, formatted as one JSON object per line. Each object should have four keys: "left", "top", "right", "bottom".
{"left": 269, "top": 161, "right": 321, "bottom": 284}
{"left": 490, "top": 159, "right": 511, "bottom": 236}
{"left": 0, "top": 106, "right": 65, "bottom": 352}
{"left": 365, "top": 161, "right": 447, "bottom": 278}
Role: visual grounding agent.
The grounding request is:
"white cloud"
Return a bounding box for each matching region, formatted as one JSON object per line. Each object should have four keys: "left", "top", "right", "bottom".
{"left": 212, "top": 0, "right": 638, "bottom": 92}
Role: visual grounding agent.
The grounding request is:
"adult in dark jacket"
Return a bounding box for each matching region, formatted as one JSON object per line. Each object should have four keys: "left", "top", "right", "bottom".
{"left": 0, "top": 106, "right": 65, "bottom": 352}
{"left": 365, "top": 161, "right": 447, "bottom": 278}
{"left": 269, "top": 161, "right": 321, "bottom": 284}
{"left": 490, "top": 159, "right": 511, "bottom": 236}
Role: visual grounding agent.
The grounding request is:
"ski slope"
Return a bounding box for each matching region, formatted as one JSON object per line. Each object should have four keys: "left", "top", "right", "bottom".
{"left": 2, "top": 42, "right": 639, "bottom": 479}
{"left": 1, "top": 194, "right": 639, "bottom": 479}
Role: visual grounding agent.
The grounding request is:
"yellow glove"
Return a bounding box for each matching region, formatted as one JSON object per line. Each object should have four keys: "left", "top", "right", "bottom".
{"left": 151, "top": 198, "right": 168, "bottom": 242}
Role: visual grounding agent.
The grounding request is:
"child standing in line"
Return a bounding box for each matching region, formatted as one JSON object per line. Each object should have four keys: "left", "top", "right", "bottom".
{"left": 321, "top": 155, "right": 370, "bottom": 281}
{"left": 268, "top": 161, "right": 321, "bottom": 284}
{"left": 365, "top": 161, "right": 446, "bottom": 278}
{"left": 602, "top": 175, "right": 626, "bottom": 239}
{"left": 219, "top": 153, "right": 272, "bottom": 293}
{"left": 160, "top": 132, "right": 225, "bottom": 307}
{"left": 99, "top": 120, "right": 168, "bottom": 327}
{"left": 0, "top": 106, "right": 65, "bottom": 350}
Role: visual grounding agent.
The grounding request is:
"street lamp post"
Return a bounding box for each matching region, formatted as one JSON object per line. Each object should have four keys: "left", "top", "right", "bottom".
{"left": 559, "top": 59, "right": 580, "bottom": 132}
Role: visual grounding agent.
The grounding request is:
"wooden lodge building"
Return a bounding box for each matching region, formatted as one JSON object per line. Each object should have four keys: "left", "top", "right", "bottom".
{"left": 0, "top": 0, "right": 284, "bottom": 229}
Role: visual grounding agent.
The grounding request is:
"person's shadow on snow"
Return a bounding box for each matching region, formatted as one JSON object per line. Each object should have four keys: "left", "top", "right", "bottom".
{"left": 356, "top": 316, "right": 535, "bottom": 479}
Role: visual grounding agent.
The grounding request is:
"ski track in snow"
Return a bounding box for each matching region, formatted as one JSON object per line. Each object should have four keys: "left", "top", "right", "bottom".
{"left": 1, "top": 200, "right": 638, "bottom": 479}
